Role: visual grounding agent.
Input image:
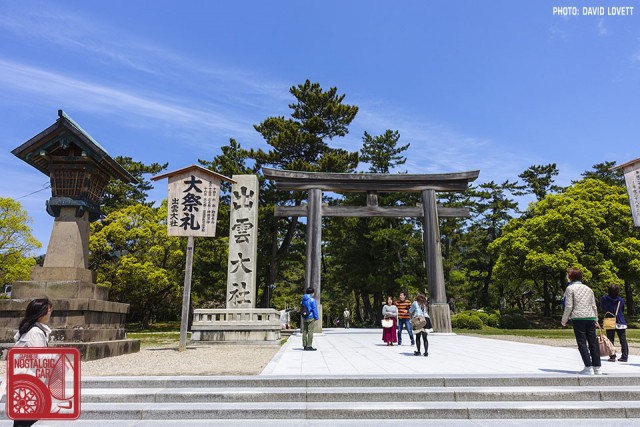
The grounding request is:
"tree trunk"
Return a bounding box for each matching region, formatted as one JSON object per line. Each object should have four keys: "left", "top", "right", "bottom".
{"left": 354, "top": 289, "right": 362, "bottom": 323}
{"left": 480, "top": 261, "right": 494, "bottom": 308}
{"left": 360, "top": 290, "right": 373, "bottom": 324}
{"left": 372, "top": 291, "right": 383, "bottom": 326}
{"left": 625, "top": 279, "right": 636, "bottom": 316}
{"left": 543, "top": 280, "right": 550, "bottom": 317}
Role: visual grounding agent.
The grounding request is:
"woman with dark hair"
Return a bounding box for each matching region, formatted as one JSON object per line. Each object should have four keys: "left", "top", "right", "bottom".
{"left": 13, "top": 298, "right": 52, "bottom": 427}
{"left": 409, "top": 294, "right": 431, "bottom": 356}
{"left": 381, "top": 296, "right": 398, "bottom": 346}
{"left": 601, "top": 284, "right": 629, "bottom": 362}
{"left": 561, "top": 267, "right": 601, "bottom": 375}
{"left": 15, "top": 297, "right": 52, "bottom": 348}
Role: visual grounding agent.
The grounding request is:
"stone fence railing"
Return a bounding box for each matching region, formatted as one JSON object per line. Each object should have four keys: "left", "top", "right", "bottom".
{"left": 192, "top": 308, "right": 280, "bottom": 325}
{"left": 191, "top": 308, "right": 281, "bottom": 343}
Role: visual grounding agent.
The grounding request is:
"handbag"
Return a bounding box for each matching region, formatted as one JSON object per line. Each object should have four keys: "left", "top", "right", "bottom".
{"left": 597, "top": 326, "right": 616, "bottom": 356}
{"left": 603, "top": 301, "right": 620, "bottom": 330}
{"left": 410, "top": 315, "right": 427, "bottom": 330}
{"left": 381, "top": 318, "right": 393, "bottom": 328}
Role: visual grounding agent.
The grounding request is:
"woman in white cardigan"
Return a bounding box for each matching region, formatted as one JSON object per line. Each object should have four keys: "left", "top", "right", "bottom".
{"left": 561, "top": 268, "right": 601, "bottom": 375}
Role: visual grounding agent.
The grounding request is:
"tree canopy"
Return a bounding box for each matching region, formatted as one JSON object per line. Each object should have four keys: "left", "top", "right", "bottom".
{"left": 0, "top": 198, "right": 41, "bottom": 284}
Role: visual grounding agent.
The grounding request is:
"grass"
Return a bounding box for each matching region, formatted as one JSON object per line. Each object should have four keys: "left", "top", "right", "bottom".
{"left": 126, "top": 321, "right": 188, "bottom": 347}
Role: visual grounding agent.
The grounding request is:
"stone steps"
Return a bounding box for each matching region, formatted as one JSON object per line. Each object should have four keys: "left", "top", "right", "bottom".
{"left": 4, "top": 375, "right": 640, "bottom": 422}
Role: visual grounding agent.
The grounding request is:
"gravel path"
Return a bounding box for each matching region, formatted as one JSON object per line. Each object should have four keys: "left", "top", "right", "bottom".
{"left": 0, "top": 344, "right": 280, "bottom": 376}
{"left": 80, "top": 344, "right": 281, "bottom": 376}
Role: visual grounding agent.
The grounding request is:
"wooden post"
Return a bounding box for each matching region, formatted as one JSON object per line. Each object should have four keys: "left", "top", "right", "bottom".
{"left": 422, "top": 189, "right": 452, "bottom": 333}
{"left": 305, "top": 188, "right": 322, "bottom": 331}
{"left": 179, "top": 235, "right": 194, "bottom": 351}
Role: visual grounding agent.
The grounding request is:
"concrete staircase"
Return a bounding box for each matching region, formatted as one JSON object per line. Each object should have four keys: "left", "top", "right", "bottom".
{"left": 3, "top": 374, "right": 639, "bottom": 425}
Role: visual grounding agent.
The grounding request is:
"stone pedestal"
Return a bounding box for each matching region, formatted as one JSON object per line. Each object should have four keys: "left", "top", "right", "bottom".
{"left": 430, "top": 303, "right": 453, "bottom": 333}
{"left": 0, "top": 283, "right": 139, "bottom": 361}
{"left": 191, "top": 309, "right": 281, "bottom": 344}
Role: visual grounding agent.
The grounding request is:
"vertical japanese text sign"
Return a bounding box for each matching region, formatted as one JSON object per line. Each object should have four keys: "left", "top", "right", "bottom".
{"left": 616, "top": 159, "right": 640, "bottom": 227}
{"left": 226, "top": 175, "right": 259, "bottom": 308}
{"left": 151, "top": 166, "right": 231, "bottom": 237}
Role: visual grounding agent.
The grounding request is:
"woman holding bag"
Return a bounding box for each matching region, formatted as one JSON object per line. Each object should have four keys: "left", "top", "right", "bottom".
{"left": 601, "top": 284, "right": 629, "bottom": 362}
{"left": 410, "top": 294, "right": 431, "bottom": 357}
{"left": 381, "top": 296, "right": 398, "bottom": 346}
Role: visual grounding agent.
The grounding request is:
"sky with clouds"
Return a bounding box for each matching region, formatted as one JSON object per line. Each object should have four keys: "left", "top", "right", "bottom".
{"left": 1, "top": 0, "right": 639, "bottom": 251}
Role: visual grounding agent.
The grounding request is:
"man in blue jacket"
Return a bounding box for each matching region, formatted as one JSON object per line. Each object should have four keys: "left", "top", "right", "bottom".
{"left": 301, "top": 287, "right": 319, "bottom": 351}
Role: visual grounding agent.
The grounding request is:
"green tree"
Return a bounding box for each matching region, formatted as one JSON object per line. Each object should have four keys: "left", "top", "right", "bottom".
{"left": 519, "top": 163, "right": 563, "bottom": 201}
{"left": 490, "top": 179, "right": 640, "bottom": 316}
{"left": 463, "top": 181, "right": 522, "bottom": 309}
{"left": 248, "top": 80, "right": 360, "bottom": 307}
{"left": 360, "top": 130, "right": 409, "bottom": 173}
{"left": 101, "top": 156, "right": 168, "bottom": 216}
{"left": 89, "top": 202, "right": 183, "bottom": 326}
{"left": 0, "top": 198, "right": 41, "bottom": 284}
{"left": 580, "top": 161, "right": 625, "bottom": 187}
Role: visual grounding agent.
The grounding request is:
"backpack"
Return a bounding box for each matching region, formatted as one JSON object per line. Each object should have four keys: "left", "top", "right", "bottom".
{"left": 300, "top": 301, "right": 309, "bottom": 318}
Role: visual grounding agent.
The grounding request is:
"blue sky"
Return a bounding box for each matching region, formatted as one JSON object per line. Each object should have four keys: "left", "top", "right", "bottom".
{"left": 1, "top": 0, "right": 639, "bottom": 252}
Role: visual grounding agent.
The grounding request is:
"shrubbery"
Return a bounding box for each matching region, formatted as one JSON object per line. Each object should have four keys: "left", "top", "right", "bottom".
{"left": 499, "top": 313, "right": 530, "bottom": 329}
{"left": 451, "top": 312, "right": 484, "bottom": 329}
{"left": 451, "top": 309, "right": 532, "bottom": 330}
{"left": 450, "top": 308, "right": 501, "bottom": 329}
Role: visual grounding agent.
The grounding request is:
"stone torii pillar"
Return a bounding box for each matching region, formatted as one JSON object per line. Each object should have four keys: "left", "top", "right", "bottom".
{"left": 422, "top": 189, "right": 449, "bottom": 331}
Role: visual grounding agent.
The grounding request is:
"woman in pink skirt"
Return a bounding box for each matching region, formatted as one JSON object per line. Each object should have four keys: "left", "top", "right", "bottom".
{"left": 382, "top": 296, "right": 398, "bottom": 345}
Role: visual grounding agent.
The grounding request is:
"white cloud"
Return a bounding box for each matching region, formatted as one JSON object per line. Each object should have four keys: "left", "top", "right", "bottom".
{"left": 0, "top": 59, "right": 260, "bottom": 140}
{"left": 597, "top": 20, "right": 608, "bottom": 36}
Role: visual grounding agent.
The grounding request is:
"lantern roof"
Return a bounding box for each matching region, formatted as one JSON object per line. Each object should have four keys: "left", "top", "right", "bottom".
{"left": 11, "top": 110, "right": 136, "bottom": 183}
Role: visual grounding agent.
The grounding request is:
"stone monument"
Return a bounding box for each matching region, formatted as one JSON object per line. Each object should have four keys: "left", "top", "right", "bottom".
{"left": 190, "top": 174, "right": 281, "bottom": 344}
{"left": 0, "top": 110, "right": 140, "bottom": 360}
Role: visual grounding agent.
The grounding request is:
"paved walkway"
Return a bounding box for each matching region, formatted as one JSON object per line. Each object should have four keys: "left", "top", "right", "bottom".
{"left": 262, "top": 328, "right": 640, "bottom": 376}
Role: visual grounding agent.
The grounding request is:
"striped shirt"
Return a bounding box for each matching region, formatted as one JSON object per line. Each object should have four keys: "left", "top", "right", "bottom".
{"left": 395, "top": 299, "right": 412, "bottom": 319}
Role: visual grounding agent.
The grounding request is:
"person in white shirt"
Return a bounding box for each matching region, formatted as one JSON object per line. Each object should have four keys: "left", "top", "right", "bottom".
{"left": 13, "top": 297, "right": 53, "bottom": 427}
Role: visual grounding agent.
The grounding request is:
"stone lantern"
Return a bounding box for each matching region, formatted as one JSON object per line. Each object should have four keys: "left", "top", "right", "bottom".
{"left": 0, "top": 111, "right": 140, "bottom": 360}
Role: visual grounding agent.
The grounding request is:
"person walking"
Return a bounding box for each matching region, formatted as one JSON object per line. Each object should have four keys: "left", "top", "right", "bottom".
{"left": 600, "top": 284, "right": 629, "bottom": 362}
{"left": 381, "top": 296, "right": 398, "bottom": 346}
{"left": 410, "top": 294, "right": 431, "bottom": 356}
{"left": 300, "top": 287, "right": 318, "bottom": 351}
{"left": 13, "top": 297, "right": 53, "bottom": 427}
{"left": 343, "top": 307, "right": 350, "bottom": 329}
{"left": 395, "top": 292, "right": 414, "bottom": 346}
{"left": 561, "top": 267, "right": 601, "bottom": 375}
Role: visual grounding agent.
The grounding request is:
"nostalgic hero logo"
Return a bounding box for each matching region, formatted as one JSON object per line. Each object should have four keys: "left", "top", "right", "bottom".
{"left": 6, "top": 347, "right": 81, "bottom": 421}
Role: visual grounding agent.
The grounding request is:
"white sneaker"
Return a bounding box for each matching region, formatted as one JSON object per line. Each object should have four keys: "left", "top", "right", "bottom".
{"left": 593, "top": 367, "right": 602, "bottom": 375}
{"left": 578, "top": 366, "right": 594, "bottom": 375}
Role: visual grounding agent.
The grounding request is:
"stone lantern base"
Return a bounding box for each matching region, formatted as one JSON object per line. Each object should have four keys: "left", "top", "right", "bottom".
{"left": 0, "top": 277, "right": 140, "bottom": 361}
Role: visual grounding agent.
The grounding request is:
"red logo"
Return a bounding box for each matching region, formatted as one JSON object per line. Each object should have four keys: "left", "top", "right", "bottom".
{"left": 6, "top": 347, "right": 81, "bottom": 420}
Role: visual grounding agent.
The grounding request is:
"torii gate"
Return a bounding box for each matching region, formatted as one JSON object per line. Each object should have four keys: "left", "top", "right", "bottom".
{"left": 262, "top": 167, "right": 480, "bottom": 333}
